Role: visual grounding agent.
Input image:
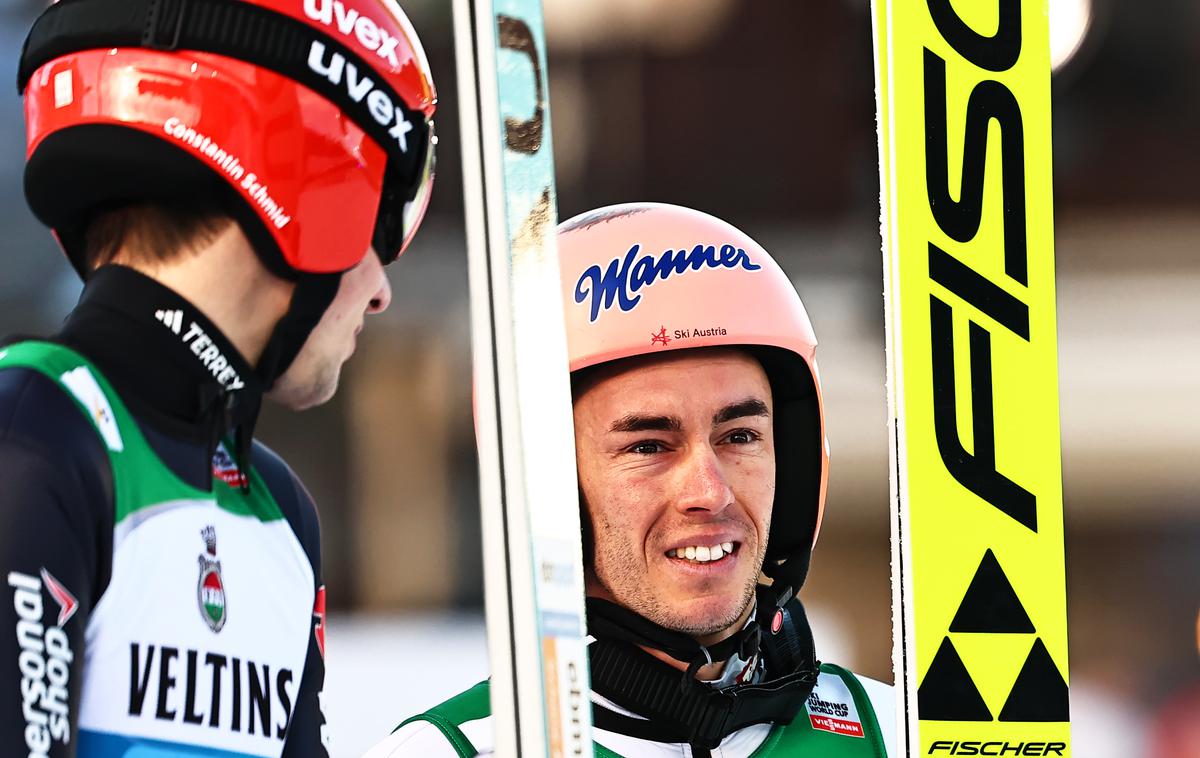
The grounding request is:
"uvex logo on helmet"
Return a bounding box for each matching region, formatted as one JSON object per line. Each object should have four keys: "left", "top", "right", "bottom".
{"left": 307, "top": 41, "right": 415, "bottom": 153}
{"left": 304, "top": 0, "right": 403, "bottom": 68}
{"left": 304, "top": 0, "right": 416, "bottom": 156}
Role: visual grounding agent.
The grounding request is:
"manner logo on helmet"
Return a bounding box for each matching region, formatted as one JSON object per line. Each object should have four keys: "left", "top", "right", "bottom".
{"left": 197, "top": 526, "right": 227, "bottom": 633}
{"left": 574, "top": 243, "right": 761, "bottom": 323}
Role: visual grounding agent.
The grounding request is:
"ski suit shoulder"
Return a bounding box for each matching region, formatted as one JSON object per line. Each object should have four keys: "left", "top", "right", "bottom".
{"left": 0, "top": 343, "right": 329, "bottom": 757}
{"left": 365, "top": 665, "right": 895, "bottom": 758}
{"left": 251, "top": 441, "right": 332, "bottom": 758}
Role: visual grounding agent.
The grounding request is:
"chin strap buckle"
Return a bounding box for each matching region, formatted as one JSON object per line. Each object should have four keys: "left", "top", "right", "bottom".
{"left": 682, "top": 645, "right": 715, "bottom": 694}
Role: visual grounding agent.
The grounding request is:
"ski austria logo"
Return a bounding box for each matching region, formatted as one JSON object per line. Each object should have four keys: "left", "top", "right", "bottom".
{"left": 9, "top": 568, "right": 79, "bottom": 753}
{"left": 574, "top": 243, "right": 761, "bottom": 323}
{"left": 197, "top": 526, "right": 227, "bottom": 633}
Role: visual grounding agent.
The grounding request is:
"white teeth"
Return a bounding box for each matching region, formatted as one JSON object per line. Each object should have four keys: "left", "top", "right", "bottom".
{"left": 670, "top": 543, "right": 736, "bottom": 562}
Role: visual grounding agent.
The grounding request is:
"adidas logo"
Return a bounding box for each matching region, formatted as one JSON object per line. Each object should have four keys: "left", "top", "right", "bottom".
{"left": 152, "top": 309, "right": 244, "bottom": 390}
{"left": 155, "top": 309, "right": 183, "bottom": 335}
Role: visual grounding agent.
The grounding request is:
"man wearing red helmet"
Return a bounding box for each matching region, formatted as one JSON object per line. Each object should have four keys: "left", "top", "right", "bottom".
{"left": 369, "top": 204, "right": 895, "bottom": 757}
{"left": 0, "top": 0, "right": 435, "bottom": 755}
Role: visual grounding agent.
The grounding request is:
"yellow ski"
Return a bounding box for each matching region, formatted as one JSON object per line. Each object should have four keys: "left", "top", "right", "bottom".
{"left": 872, "top": 1, "right": 1071, "bottom": 755}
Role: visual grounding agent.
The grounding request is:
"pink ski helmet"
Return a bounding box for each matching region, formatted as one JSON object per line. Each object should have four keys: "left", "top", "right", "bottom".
{"left": 558, "top": 203, "right": 829, "bottom": 591}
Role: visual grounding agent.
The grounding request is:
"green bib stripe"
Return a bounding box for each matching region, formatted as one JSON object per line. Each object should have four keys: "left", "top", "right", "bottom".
{"left": 398, "top": 663, "right": 887, "bottom": 757}
{"left": 0, "top": 340, "right": 284, "bottom": 524}
{"left": 399, "top": 681, "right": 490, "bottom": 758}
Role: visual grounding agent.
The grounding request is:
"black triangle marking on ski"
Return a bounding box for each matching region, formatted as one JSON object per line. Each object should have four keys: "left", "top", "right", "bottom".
{"left": 918, "top": 637, "right": 993, "bottom": 721}
{"left": 949, "top": 549, "right": 1035, "bottom": 634}
{"left": 998, "top": 637, "right": 1070, "bottom": 722}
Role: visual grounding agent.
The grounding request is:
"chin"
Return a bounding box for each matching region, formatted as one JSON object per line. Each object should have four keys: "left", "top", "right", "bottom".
{"left": 269, "top": 366, "right": 341, "bottom": 410}
{"left": 656, "top": 594, "right": 751, "bottom": 638}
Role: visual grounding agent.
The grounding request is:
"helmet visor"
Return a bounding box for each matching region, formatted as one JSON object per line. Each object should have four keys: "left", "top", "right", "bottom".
{"left": 375, "top": 120, "right": 436, "bottom": 265}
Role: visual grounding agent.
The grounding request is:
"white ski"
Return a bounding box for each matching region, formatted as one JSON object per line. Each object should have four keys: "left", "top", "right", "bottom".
{"left": 453, "top": 1, "right": 593, "bottom": 756}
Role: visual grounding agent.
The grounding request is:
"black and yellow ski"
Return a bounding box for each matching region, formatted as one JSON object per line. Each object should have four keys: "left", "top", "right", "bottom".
{"left": 872, "top": 1, "right": 1071, "bottom": 754}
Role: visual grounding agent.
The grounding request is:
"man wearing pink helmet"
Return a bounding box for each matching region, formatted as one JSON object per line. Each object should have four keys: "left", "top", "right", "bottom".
{"left": 0, "top": 0, "right": 435, "bottom": 755}
{"left": 371, "top": 204, "right": 895, "bottom": 757}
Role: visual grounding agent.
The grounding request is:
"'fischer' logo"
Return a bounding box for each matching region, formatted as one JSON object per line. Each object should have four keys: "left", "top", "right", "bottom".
{"left": 9, "top": 570, "right": 77, "bottom": 755}
{"left": 928, "top": 741, "right": 1066, "bottom": 756}
{"left": 304, "top": 0, "right": 404, "bottom": 69}
{"left": 574, "top": 243, "right": 761, "bottom": 323}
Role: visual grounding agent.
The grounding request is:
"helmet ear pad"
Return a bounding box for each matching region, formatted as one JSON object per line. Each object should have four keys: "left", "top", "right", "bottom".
{"left": 749, "top": 346, "right": 823, "bottom": 590}
{"left": 25, "top": 123, "right": 292, "bottom": 281}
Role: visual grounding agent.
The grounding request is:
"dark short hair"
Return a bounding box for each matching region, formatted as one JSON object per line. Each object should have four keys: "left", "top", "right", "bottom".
{"left": 83, "top": 203, "right": 234, "bottom": 271}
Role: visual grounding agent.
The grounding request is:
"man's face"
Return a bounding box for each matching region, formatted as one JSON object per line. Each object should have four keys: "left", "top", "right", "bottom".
{"left": 573, "top": 348, "right": 775, "bottom": 641}
{"left": 270, "top": 252, "right": 392, "bottom": 410}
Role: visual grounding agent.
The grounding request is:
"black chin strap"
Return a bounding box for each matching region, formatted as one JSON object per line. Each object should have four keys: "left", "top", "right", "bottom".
{"left": 586, "top": 597, "right": 762, "bottom": 670}
{"left": 245, "top": 271, "right": 340, "bottom": 488}
{"left": 255, "top": 273, "right": 342, "bottom": 391}
{"left": 588, "top": 585, "right": 819, "bottom": 751}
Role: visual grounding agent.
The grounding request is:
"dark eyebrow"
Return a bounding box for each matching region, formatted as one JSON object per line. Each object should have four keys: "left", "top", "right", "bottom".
{"left": 713, "top": 398, "right": 770, "bottom": 426}
{"left": 608, "top": 414, "right": 683, "bottom": 434}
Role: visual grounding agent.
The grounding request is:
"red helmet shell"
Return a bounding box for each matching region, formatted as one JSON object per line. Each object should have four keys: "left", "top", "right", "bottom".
{"left": 21, "top": 0, "right": 436, "bottom": 276}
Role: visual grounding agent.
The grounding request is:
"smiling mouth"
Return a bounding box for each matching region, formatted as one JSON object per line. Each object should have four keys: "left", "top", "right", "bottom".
{"left": 666, "top": 542, "right": 738, "bottom": 564}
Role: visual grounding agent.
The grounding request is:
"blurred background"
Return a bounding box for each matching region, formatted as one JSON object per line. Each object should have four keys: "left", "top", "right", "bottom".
{"left": 2, "top": 0, "right": 1198, "bottom": 755}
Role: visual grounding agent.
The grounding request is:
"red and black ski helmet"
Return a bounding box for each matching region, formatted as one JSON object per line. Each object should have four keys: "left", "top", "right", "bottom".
{"left": 19, "top": 0, "right": 437, "bottom": 280}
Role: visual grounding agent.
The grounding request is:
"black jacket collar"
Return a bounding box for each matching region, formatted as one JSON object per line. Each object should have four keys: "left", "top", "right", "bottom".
{"left": 56, "top": 265, "right": 263, "bottom": 469}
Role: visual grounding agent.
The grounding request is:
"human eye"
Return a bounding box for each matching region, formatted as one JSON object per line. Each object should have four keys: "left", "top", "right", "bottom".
{"left": 723, "top": 428, "right": 763, "bottom": 445}
{"left": 626, "top": 440, "right": 666, "bottom": 455}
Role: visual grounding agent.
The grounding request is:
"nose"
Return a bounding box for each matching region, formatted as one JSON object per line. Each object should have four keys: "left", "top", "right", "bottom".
{"left": 672, "top": 443, "right": 734, "bottom": 516}
{"left": 366, "top": 256, "right": 392, "bottom": 314}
